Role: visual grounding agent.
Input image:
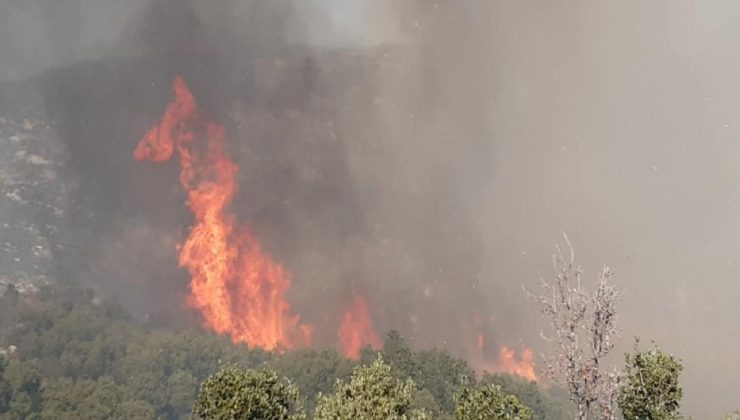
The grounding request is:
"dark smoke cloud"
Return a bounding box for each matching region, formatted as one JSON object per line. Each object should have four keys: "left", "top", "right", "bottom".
{"left": 1, "top": 1, "right": 739, "bottom": 417}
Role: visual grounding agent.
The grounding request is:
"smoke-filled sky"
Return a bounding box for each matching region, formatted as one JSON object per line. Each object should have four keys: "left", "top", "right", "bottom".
{"left": 1, "top": 1, "right": 740, "bottom": 416}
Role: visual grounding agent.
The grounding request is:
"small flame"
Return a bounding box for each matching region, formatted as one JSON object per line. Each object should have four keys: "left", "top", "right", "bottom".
{"left": 476, "top": 328, "right": 537, "bottom": 381}
{"left": 135, "top": 76, "right": 311, "bottom": 350}
{"left": 339, "top": 295, "right": 382, "bottom": 359}
{"left": 497, "top": 346, "right": 537, "bottom": 381}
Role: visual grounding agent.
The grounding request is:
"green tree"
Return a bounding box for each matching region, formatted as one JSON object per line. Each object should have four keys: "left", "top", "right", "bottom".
{"left": 40, "top": 377, "right": 154, "bottom": 420}
{"left": 270, "top": 348, "right": 354, "bottom": 414}
{"left": 0, "top": 357, "right": 11, "bottom": 413}
{"left": 481, "top": 373, "right": 572, "bottom": 420}
{"left": 3, "top": 359, "right": 42, "bottom": 417}
{"left": 381, "top": 331, "right": 417, "bottom": 378}
{"left": 455, "top": 383, "right": 531, "bottom": 420}
{"left": 379, "top": 331, "right": 474, "bottom": 417}
{"left": 314, "top": 356, "right": 427, "bottom": 420}
{"left": 413, "top": 349, "right": 475, "bottom": 415}
{"left": 724, "top": 410, "right": 740, "bottom": 420}
{"left": 193, "top": 365, "right": 305, "bottom": 420}
{"left": 618, "top": 340, "right": 683, "bottom": 420}
{"left": 168, "top": 369, "right": 199, "bottom": 416}
{"left": 6, "top": 391, "right": 39, "bottom": 419}
{"left": 412, "top": 388, "right": 448, "bottom": 420}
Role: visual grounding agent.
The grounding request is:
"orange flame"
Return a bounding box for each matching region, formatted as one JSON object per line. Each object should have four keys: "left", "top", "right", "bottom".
{"left": 339, "top": 295, "right": 382, "bottom": 359}
{"left": 135, "top": 76, "right": 311, "bottom": 350}
{"left": 476, "top": 328, "right": 537, "bottom": 381}
{"left": 497, "top": 346, "right": 537, "bottom": 381}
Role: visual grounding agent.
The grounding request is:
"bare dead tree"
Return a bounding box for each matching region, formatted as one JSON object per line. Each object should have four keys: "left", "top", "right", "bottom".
{"left": 528, "top": 234, "right": 622, "bottom": 420}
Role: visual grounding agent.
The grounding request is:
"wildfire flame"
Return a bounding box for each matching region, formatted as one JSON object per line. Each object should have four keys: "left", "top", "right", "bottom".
{"left": 134, "top": 76, "right": 533, "bottom": 369}
{"left": 134, "top": 76, "right": 311, "bottom": 350}
{"left": 338, "top": 295, "right": 382, "bottom": 359}
{"left": 477, "top": 329, "right": 537, "bottom": 381}
{"left": 497, "top": 346, "right": 537, "bottom": 381}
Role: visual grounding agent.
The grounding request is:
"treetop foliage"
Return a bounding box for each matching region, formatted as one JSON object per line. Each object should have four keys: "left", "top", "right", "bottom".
{"left": 193, "top": 366, "right": 305, "bottom": 420}
{"left": 313, "top": 356, "right": 427, "bottom": 420}
{"left": 454, "top": 383, "right": 531, "bottom": 420}
{"left": 619, "top": 340, "right": 684, "bottom": 420}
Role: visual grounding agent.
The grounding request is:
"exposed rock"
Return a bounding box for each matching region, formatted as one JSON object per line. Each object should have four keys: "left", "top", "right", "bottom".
{"left": 0, "top": 118, "right": 67, "bottom": 294}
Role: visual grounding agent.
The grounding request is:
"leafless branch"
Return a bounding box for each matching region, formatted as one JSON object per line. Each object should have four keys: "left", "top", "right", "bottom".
{"left": 530, "top": 234, "right": 622, "bottom": 420}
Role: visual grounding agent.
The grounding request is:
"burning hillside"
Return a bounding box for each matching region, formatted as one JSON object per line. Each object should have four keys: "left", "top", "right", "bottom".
{"left": 135, "top": 76, "right": 313, "bottom": 350}
{"left": 131, "top": 75, "right": 535, "bottom": 377}
{"left": 0, "top": 0, "right": 540, "bottom": 382}
{"left": 135, "top": 76, "right": 393, "bottom": 357}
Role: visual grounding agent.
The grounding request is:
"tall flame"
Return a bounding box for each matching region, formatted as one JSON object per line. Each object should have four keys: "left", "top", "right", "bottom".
{"left": 339, "top": 295, "right": 382, "bottom": 359}
{"left": 135, "top": 76, "right": 311, "bottom": 350}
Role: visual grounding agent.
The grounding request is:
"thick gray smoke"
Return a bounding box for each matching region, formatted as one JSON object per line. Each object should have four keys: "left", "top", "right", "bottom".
{"left": 1, "top": 1, "right": 739, "bottom": 417}
{"left": 374, "top": 2, "right": 740, "bottom": 416}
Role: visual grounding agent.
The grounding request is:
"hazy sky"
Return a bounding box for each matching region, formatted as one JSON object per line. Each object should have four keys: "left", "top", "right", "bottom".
{"left": 465, "top": 2, "right": 740, "bottom": 416}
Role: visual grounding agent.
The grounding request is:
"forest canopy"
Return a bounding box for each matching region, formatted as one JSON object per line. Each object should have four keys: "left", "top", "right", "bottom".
{"left": 0, "top": 284, "right": 570, "bottom": 419}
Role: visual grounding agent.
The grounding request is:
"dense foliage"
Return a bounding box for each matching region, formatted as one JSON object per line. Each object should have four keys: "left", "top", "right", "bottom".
{"left": 480, "top": 373, "right": 571, "bottom": 420}
{"left": 0, "top": 284, "right": 569, "bottom": 419}
{"left": 619, "top": 341, "right": 684, "bottom": 420}
{"left": 454, "top": 383, "right": 531, "bottom": 420}
{"left": 314, "top": 356, "right": 426, "bottom": 419}
{"left": 194, "top": 366, "right": 304, "bottom": 420}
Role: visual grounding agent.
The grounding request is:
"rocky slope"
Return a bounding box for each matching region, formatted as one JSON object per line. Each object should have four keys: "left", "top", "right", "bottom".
{"left": 0, "top": 117, "right": 68, "bottom": 294}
